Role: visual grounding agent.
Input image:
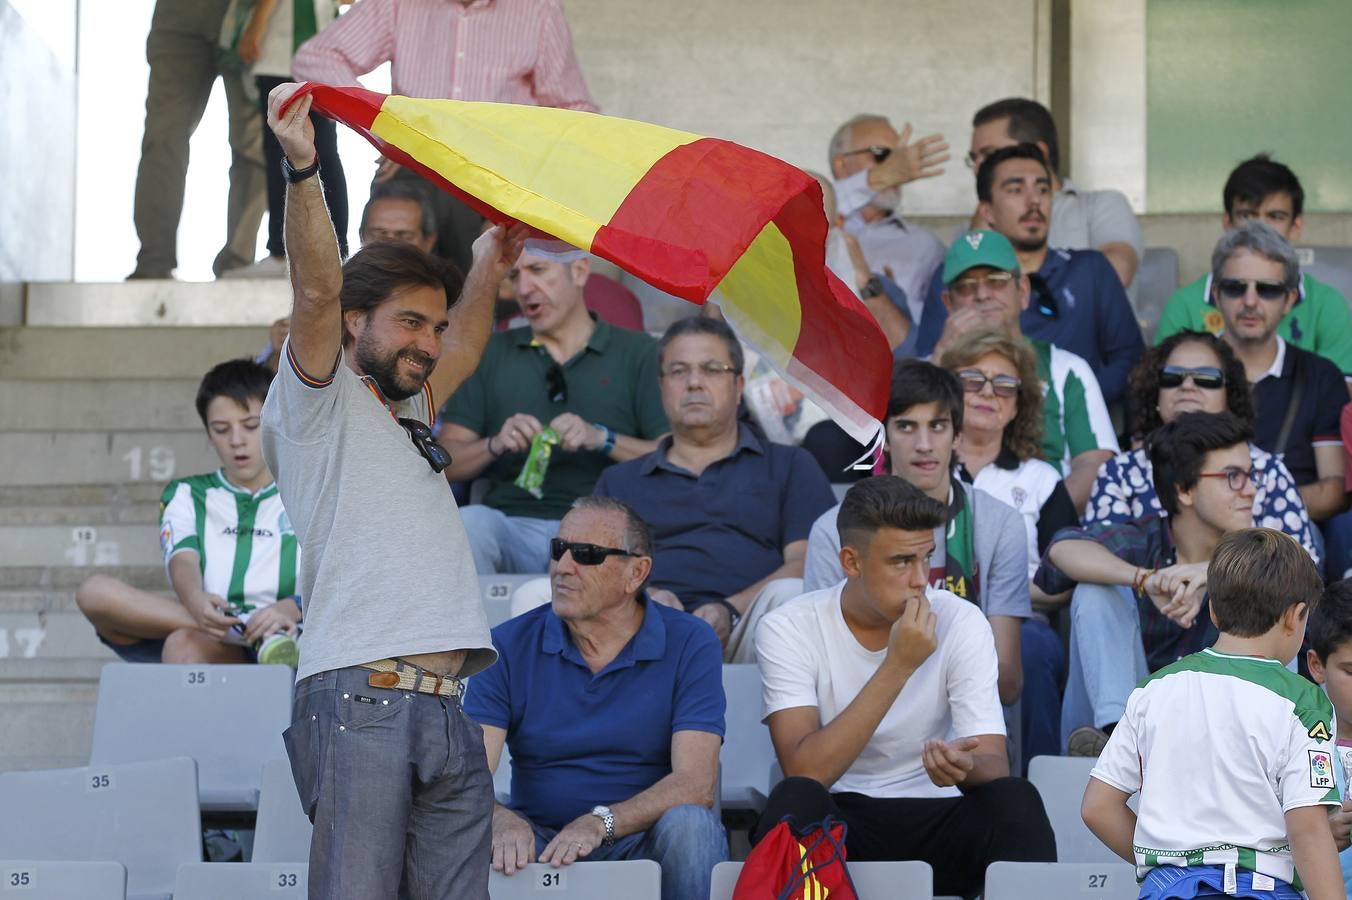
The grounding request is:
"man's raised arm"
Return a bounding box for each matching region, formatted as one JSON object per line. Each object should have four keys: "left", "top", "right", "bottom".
{"left": 267, "top": 84, "right": 344, "bottom": 381}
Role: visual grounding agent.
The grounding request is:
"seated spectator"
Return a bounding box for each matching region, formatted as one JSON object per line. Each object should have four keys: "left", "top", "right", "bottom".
{"left": 803, "top": 360, "right": 1030, "bottom": 707}
{"left": 1085, "top": 330, "right": 1317, "bottom": 562}
{"left": 1037, "top": 412, "right": 1257, "bottom": 755}
{"left": 1304, "top": 579, "right": 1352, "bottom": 892}
{"left": 1156, "top": 154, "right": 1352, "bottom": 385}
{"left": 492, "top": 238, "right": 646, "bottom": 333}
{"left": 937, "top": 329, "right": 1079, "bottom": 763}
{"left": 917, "top": 144, "right": 1145, "bottom": 407}
{"left": 76, "top": 360, "right": 301, "bottom": 665}
{"left": 754, "top": 477, "right": 1055, "bottom": 899}
{"left": 464, "top": 497, "right": 727, "bottom": 900}
{"left": 359, "top": 180, "right": 439, "bottom": 254}
{"left": 438, "top": 247, "right": 667, "bottom": 574}
{"left": 827, "top": 114, "right": 948, "bottom": 330}
{"left": 966, "top": 97, "right": 1143, "bottom": 290}
{"left": 928, "top": 230, "right": 1118, "bottom": 512}
{"left": 593, "top": 317, "right": 836, "bottom": 661}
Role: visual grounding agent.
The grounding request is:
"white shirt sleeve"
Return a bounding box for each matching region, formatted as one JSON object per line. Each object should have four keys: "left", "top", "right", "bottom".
{"left": 1091, "top": 692, "right": 1143, "bottom": 796}
{"left": 159, "top": 481, "right": 199, "bottom": 566}
{"left": 802, "top": 506, "right": 844, "bottom": 594}
{"left": 1064, "top": 351, "right": 1121, "bottom": 454}
{"left": 943, "top": 603, "right": 1007, "bottom": 738}
{"left": 1086, "top": 190, "right": 1145, "bottom": 260}
{"left": 833, "top": 170, "right": 878, "bottom": 219}
{"left": 1277, "top": 708, "right": 1341, "bottom": 812}
{"left": 756, "top": 608, "right": 822, "bottom": 721}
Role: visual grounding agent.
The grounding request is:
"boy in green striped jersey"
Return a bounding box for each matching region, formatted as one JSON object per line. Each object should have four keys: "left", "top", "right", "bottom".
{"left": 1305, "top": 580, "right": 1352, "bottom": 894}
{"left": 1083, "top": 528, "right": 1342, "bottom": 899}
{"left": 76, "top": 360, "right": 302, "bottom": 666}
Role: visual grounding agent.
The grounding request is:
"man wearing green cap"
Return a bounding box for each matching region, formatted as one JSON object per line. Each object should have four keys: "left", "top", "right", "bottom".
{"left": 931, "top": 229, "right": 1118, "bottom": 512}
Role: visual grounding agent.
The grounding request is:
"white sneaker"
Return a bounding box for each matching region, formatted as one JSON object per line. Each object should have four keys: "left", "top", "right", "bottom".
{"left": 221, "top": 256, "right": 288, "bottom": 279}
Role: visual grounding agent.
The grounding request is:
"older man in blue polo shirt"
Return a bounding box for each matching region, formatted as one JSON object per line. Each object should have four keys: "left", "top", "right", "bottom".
{"left": 593, "top": 316, "right": 838, "bottom": 663}
{"left": 465, "top": 495, "right": 727, "bottom": 900}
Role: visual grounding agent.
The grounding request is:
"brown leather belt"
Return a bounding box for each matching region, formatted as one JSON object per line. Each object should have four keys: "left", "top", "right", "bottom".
{"left": 360, "top": 658, "right": 465, "bottom": 699}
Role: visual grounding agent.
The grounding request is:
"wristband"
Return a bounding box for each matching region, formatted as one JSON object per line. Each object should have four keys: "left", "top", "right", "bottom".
{"left": 282, "top": 155, "right": 320, "bottom": 184}
{"left": 1132, "top": 567, "right": 1155, "bottom": 595}
{"left": 486, "top": 435, "right": 504, "bottom": 458}
{"left": 715, "top": 598, "right": 742, "bottom": 629}
{"left": 595, "top": 423, "right": 616, "bottom": 453}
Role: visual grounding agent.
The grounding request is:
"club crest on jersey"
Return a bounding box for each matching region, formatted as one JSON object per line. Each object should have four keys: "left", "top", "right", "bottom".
{"left": 1309, "top": 749, "right": 1335, "bottom": 789}
{"left": 1309, "top": 720, "right": 1332, "bottom": 742}
{"left": 159, "top": 522, "right": 173, "bottom": 556}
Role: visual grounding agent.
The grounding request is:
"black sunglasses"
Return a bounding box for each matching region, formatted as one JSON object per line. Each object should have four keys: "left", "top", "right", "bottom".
{"left": 839, "top": 145, "right": 892, "bottom": 164}
{"left": 549, "top": 538, "right": 637, "bottom": 566}
{"left": 398, "top": 417, "right": 452, "bottom": 473}
{"left": 545, "top": 361, "right": 567, "bottom": 404}
{"left": 1158, "top": 365, "right": 1225, "bottom": 390}
{"left": 1215, "top": 277, "right": 1289, "bottom": 302}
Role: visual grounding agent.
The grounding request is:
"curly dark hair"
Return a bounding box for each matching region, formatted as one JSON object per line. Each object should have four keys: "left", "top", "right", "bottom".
{"left": 938, "top": 329, "right": 1044, "bottom": 462}
{"left": 1128, "top": 330, "right": 1253, "bottom": 441}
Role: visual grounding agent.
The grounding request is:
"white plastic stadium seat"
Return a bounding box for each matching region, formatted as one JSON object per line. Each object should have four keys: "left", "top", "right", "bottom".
{"left": 493, "top": 745, "right": 513, "bottom": 805}
{"left": 174, "top": 862, "right": 307, "bottom": 899}
{"left": 1027, "top": 756, "right": 1122, "bottom": 863}
{"left": 983, "top": 861, "right": 1138, "bottom": 899}
{"left": 1134, "top": 247, "right": 1179, "bottom": 342}
{"left": 89, "top": 663, "right": 292, "bottom": 812}
{"left": 0, "top": 757, "right": 201, "bottom": 900}
{"left": 489, "top": 860, "right": 661, "bottom": 899}
{"left": 720, "top": 665, "right": 777, "bottom": 811}
{"left": 251, "top": 758, "right": 313, "bottom": 864}
{"left": 479, "top": 575, "right": 543, "bottom": 625}
{"left": 710, "top": 860, "right": 935, "bottom": 899}
{"left": 0, "top": 860, "right": 125, "bottom": 900}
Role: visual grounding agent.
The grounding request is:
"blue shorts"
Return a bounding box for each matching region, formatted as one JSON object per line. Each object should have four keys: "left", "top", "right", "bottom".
{"left": 98, "top": 633, "right": 165, "bottom": 663}
{"left": 1140, "top": 865, "right": 1301, "bottom": 900}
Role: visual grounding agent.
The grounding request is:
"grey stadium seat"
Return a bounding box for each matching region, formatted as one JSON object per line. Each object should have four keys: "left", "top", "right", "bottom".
{"left": 0, "top": 757, "right": 201, "bottom": 900}
{"left": 710, "top": 860, "right": 935, "bottom": 899}
{"left": 89, "top": 662, "right": 292, "bottom": 812}
{"left": 251, "top": 758, "right": 313, "bottom": 864}
{"left": 1134, "top": 247, "right": 1179, "bottom": 343}
{"left": 489, "top": 860, "right": 661, "bottom": 899}
{"left": 479, "top": 575, "right": 542, "bottom": 626}
{"left": 1297, "top": 246, "right": 1352, "bottom": 306}
{"left": 1027, "top": 755, "right": 1121, "bottom": 863}
{"left": 720, "top": 664, "right": 777, "bottom": 811}
{"left": 493, "top": 745, "right": 513, "bottom": 805}
{"left": 0, "top": 861, "right": 125, "bottom": 900}
{"left": 175, "top": 862, "right": 307, "bottom": 899}
{"left": 983, "top": 861, "right": 1138, "bottom": 899}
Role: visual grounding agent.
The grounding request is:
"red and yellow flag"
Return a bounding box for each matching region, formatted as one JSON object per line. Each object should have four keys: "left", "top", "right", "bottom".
{"left": 290, "top": 84, "right": 891, "bottom": 445}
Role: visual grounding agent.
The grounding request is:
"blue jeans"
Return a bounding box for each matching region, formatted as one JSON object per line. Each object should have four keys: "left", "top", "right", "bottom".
{"left": 1020, "top": 617, "right": 1066, "bottom": 769}
{"left": 460, "top": 507, "right": 560, "bottom": 575}
{"left": 526, "top": 804, "right": 727, "bottom": 900}
{"left": 284, "top": 666, "right": 494, "bottom": 899}
{"left": 1061, "top": 583, "right": 1149, "bottom": 749}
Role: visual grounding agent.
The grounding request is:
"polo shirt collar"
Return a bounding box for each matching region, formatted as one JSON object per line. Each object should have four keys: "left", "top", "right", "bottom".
{"left": 212, "top": 468, "right": 278, "bottom": 500}
{"left": 1256, "top": 336, "right": 1287, "bottom": 384}
{"left": 514, "top": 314, "right": 612, "bottom": 355}
{"left": 640, "top": 422, "right": 765, "bottom": 476}
{"left": 541, "top": 595, "right": 668, "bottom": 670}
{"left": 993, "top": 448, "right": 1021, "bottom": 470}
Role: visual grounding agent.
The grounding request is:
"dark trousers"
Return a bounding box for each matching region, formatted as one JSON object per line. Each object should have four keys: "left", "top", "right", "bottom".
{"left": 1021, "top": 616, "right": 1067, "bottom": 770}
{"left": 753, "top": 776, "right": 1057, "bottom": 899}
{"left": 256, "top": 75, "right": 348, "bottom": 259}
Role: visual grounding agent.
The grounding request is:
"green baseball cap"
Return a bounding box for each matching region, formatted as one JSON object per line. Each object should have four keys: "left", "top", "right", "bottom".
{"left": 941, "top": 230, "right": 1020, "bottom": 285}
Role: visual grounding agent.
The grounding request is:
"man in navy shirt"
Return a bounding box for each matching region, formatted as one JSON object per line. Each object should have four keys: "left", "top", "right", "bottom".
{"left": 465, "top": 496, "right": 727, "bottom": 900}
{"left": 916, "top": 143, "right": 1144, "bottom": 406}
{"left": 594, "top": 317, "right": 838, "bottom": 662}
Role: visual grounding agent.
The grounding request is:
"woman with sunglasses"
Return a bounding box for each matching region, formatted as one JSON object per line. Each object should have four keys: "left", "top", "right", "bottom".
{"left": 1085, "top": 330, "right": 1317, "bottom": 558}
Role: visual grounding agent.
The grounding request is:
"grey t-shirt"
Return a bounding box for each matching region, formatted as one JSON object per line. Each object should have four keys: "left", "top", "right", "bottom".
{"left": 261, "top": 342, "right": 495, "bottom": 681}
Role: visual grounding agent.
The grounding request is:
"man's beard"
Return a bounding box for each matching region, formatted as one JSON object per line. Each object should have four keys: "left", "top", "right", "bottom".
{"left": 1009, "top": 229, "right": 1047, "bottom": 254}
{"left": 353, "top": 331, "right": 434, "bottom": 402}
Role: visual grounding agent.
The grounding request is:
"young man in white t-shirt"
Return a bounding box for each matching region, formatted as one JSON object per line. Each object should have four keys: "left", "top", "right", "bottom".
{"left": 753, "top": 476, "right": 1055, "bottom": 899}
{"left": 1084, "top": 528, "right": 1343, "bottom": 899}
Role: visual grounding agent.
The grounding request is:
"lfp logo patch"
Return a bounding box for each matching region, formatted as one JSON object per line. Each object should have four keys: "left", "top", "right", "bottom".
{"left": 1310, "top": 750, "right": 1335, "bottom": 789}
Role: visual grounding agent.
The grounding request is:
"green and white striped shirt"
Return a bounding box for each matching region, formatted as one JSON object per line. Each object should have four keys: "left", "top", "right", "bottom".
{"left": 159, "top": 470, "right": 299, "bottom": 614}
{"left": 1092, "top": 647, "right": 1339, "bottom": 889}
{"left": 1031, "top": 338, "right": 1119, "bottom": 475}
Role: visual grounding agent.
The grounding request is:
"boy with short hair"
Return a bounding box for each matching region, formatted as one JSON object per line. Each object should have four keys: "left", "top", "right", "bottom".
{"left": 76, "top": 359, "right": 302, "bottom": 666}
{"left": 1083, "top": 528, "right": 1342, "bottom": 899}
{"left": 1305, "top": 579, "right": 1352, "bottom": 893}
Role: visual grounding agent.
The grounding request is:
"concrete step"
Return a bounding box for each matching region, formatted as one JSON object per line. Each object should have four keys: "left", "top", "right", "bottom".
{"left": 0, "top": 524, "right": 159, "bottom": 568}
{"left": 0, "top": 326, "right": 268, "bottom": 379}
{"left": 0, "top": 565, "right": 165, "bottom": 591}
{"left": 1, "top": 380, "right": 204, "bottom": 431}
{"left": 0, "top": 658, "right": 106, "bottom": 772}
{"left": 0, "top": 589, "right": 121, "bottom": 661}
{"left": 25, "top": 281, "right": 292, "bottom": 327}
{"left": 0, "top": 431, "right": 217, "bottom": 486}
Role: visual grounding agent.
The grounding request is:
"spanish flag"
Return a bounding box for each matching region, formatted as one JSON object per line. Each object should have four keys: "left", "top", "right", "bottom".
{"left": 289, "top": 84, "right": 891, "bottom": 445}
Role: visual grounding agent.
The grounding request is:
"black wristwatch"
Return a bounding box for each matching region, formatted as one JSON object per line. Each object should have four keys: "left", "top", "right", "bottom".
{"left": 715, "top": 599, "right": 743, "bottom": 629}
{"left": 282, "top": 155, "right": 320, "bottom": 184}
{"left": 861, "top": 275, "right": 885, "bottom": 299}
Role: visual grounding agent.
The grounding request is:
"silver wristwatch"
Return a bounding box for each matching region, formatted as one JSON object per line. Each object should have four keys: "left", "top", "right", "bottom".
{"left": 590, "top": 805, "right": 615, "bottom": 847}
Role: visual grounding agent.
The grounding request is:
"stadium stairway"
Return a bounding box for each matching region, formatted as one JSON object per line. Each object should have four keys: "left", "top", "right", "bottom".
{"left": 0, "top": 281, "right": 285, "bottom": 773}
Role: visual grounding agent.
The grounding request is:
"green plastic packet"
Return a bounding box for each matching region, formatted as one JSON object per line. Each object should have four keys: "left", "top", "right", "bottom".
{"left": 515, "top": 427, "right": 561, "bottom": 499}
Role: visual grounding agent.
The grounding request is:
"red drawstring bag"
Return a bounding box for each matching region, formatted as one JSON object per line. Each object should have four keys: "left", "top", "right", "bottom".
{"left": 733, "top": 816, "right": 858, "bottom": 900}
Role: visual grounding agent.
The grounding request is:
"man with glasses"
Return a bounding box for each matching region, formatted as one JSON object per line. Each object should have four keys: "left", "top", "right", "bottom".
{"left": 1036, "top": 412, "right": 1264, "bottom": 756}
{"left": 594, "top": 317, "right": 836, "bottom": 661}
{"left": 438, "top": 246, "right": 668, "bottom": 574}
{"left": 259, "top": 84, "right": 526, "bottom": 897}
{"left": 827, "top": 114, "right": 950, "bottom": 333}
{"left": 1157, "top": 155, "right": 1352, "bottom": 388}
{"left": 928, "top": 230, "right": 1118, "bottom": 513}
{"left": 464, "top": 496, "right": 728, "bottom": 900}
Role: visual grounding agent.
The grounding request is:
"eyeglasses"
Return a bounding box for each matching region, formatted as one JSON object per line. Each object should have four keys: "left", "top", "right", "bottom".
{"left": 949, "top": 270, "right": 1016, "bottom": 299}
{"left": 549, "top": 538, "right": 638, "bottom": 566}
{"left": 1215, "top": 278, "right": 1290, "bottom": 302}
{"left": 1198, "top": 467, "right": 1265, "bottom": 492}
{"left": 660, "top": 361, "right": 741, "bottom": 381}
{"left": 1158, "top": 365, "right": 1225, "bottom": 390}
{"left": 545, "top": 362, "right": 567, "bottom": 404}
{"left": 398, "top": 417, "right": 452, "bottom": 473}
{"left": 956, "top": 369, "right": 1021, "bottom": 398}
{"left": 838, "top": 145, "right": 892, "bottom": 164}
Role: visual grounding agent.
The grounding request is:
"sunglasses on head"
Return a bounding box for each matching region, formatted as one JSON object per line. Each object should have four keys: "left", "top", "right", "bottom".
{"left": 549, "top": 538, "right": 637, "bottom": 566}
{"left": 956, "top": 369, "right": 1021, "bottom": 398}
{"left": 398, "top": 417, "right": 452, "bottom": 473}
{"left": 1215, "top": 277, "right": 1289, "bottom": 302}
{"left": 839, "top": 145, "right": 892, "bottom": 164}
{"left": 1158, "top": 365, "right": 1225, "bottom": 390}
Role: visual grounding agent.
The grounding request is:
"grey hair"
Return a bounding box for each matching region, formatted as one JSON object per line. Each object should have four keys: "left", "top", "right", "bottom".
{"left": 359, "top": 180, "right": 439, "bottom": 239}
{"left": 569, "top": 496, "right": 653, "bottom": 557}
{"left": 828, "top": 114, "right": 891, "bottom": 168}
{"left": 1210, "top": 221, "right": 1300, "bottom": 290}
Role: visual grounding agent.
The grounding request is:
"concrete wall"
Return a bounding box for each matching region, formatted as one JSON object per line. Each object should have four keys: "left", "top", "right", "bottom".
{"left": 0, "top": 0, "right": 77, "bottom": 282}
